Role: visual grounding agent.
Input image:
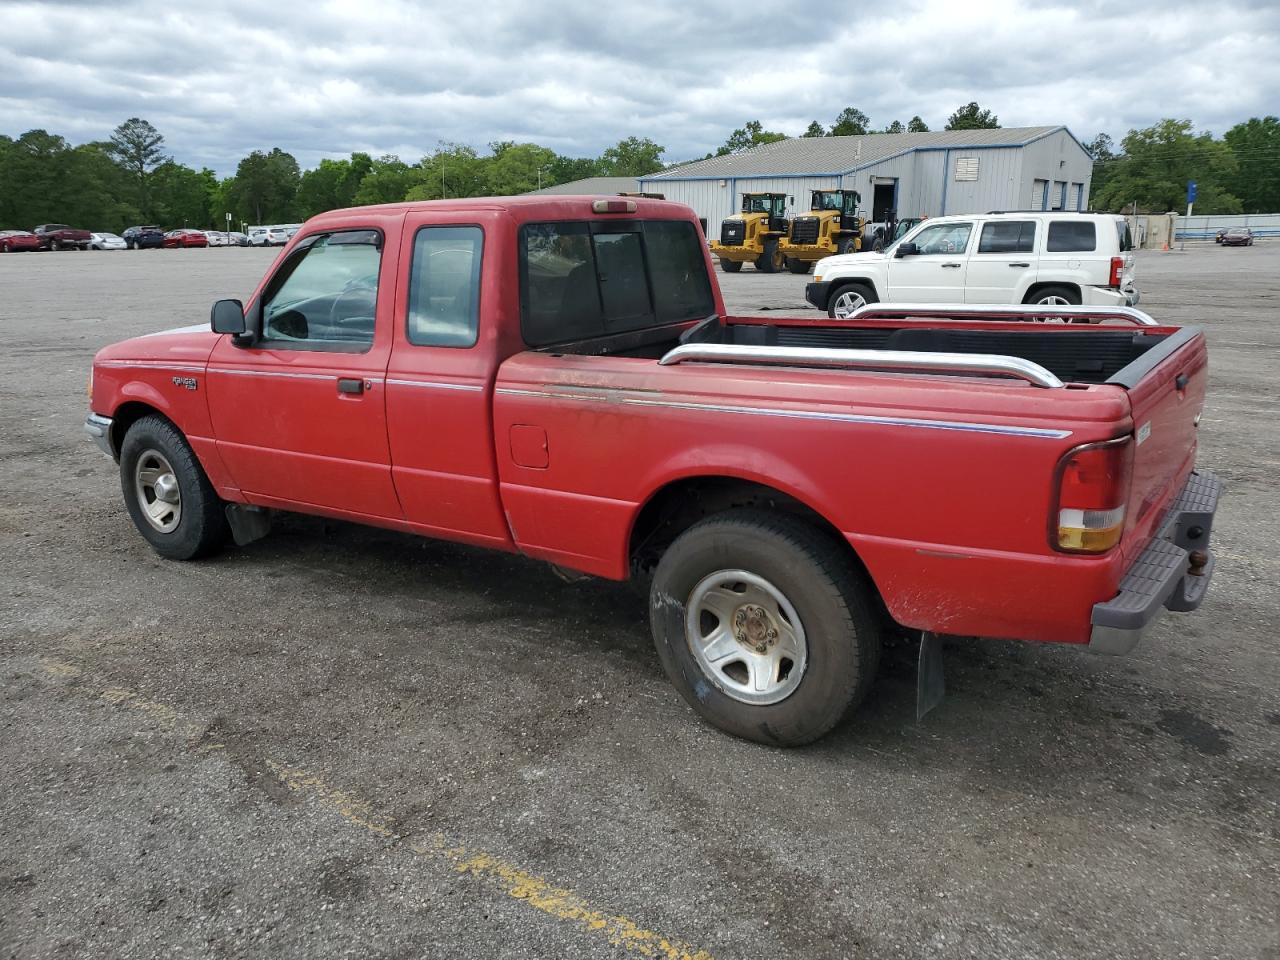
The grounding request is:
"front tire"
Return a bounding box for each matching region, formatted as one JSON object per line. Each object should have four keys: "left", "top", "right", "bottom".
{"left": 119, "top": 415, "right": 229, "bottom": 560}
{"left": 50, "top": 239, "right": 60, "bottom": 251}
{"left": 719, "top": 259, "right": 742, "bottom": 273}
{"left": 755, "top": 238, "right": 783, "bottom": 273}
{"left": 786, "top": 257, "right": 812, "bottom": 274}
{"left": 827, "top": 281, "right": 877, "bottom": 319}
{"left": 836, "top": 237, "right": 858, "bottom": 255}
{"left": 649, "top": 510, "right": 881, "bottom": 746}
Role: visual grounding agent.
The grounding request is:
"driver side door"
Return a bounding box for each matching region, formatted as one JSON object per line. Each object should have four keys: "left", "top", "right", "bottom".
{"left": 207, "top": 226, "right": 404, "bottom": 520}
{"left": 885, "top": 220, "right": 973, "bottom": 302}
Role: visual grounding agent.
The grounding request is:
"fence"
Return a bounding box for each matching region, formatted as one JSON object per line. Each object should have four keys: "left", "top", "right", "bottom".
{"left": 1173, "top": 213, "right": 1280, "bottom": 241}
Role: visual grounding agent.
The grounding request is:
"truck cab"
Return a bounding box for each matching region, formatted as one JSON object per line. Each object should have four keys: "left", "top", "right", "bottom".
{"left": 709, "top": 192, "right": 790, "bottom": 274}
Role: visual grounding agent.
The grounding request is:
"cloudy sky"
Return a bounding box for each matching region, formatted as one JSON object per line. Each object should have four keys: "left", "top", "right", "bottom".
{"left": 1, "top": 0, "right": 1276, "bottom": 175}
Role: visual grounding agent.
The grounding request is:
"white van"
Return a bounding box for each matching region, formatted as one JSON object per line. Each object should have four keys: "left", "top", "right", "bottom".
{"left": 806, "top": 212, "right": 1139, "bottom": 318}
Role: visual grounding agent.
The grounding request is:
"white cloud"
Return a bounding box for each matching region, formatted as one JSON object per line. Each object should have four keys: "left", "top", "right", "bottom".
{"left": 0, "top": 0, "right": 1275, "bottom": 174}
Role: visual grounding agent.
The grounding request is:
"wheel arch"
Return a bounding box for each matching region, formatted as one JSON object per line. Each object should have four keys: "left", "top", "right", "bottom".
{"left": 1023, "top": 281, "right": 1082, "bottom": 304}
{"left": 109, "top": 399, "right": 173, "bottom": 457}
{"left": 829, "top": 276, "right": 880, "bottom": 300}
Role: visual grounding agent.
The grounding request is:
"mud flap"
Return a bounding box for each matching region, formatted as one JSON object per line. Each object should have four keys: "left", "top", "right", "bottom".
{"left": 225, "top": 504, "right": 271, "bottom": 546}
{"left": 916, "top": 631, "right": 945, "bottom": 721}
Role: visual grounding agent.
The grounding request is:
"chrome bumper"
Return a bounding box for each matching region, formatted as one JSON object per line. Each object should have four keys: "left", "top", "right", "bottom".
{"left": 1089, "top": 471, "right": 1221, "bottom": 655}
{"left": 84, "top": 413, "right": 115, "bottom": 459}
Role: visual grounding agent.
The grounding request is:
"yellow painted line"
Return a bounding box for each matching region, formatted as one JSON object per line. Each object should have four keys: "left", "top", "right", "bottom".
{"left": 35, "top": 657, "right": 714, "bottom": 960}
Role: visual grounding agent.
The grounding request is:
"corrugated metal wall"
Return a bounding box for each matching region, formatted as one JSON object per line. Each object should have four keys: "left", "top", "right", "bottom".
{"left": 1018, "top": 130, "right": 1093, "bottom": 211}
{"left": 638, "top": 176, "right": 840, "bottom": 239}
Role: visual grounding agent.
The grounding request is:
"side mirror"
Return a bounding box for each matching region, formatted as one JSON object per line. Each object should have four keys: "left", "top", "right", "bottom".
{"left": 211, "top": 298, "right": 247, "bottom": 334}
{"left": 895, "top": 242, "right": 918, "bottom": 258}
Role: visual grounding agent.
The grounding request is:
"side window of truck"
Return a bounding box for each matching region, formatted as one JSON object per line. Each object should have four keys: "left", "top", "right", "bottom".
{"left": 977, "top": 221, "right": 1036, "bottom": 253}
{"left": 260, "top": 230, "right": 381, "bottom": 351}
{"left": 406, "top": 226, "right": 484, "bottom": 347}
{"left": 519, "top": 219, "right": 713, "bottom": 346}
{"left": 1046, "top": 221, "right": 1097, "bottom": 252}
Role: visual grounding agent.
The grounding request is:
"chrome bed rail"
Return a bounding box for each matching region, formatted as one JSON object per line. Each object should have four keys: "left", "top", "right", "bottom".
{"left": 657, "top": 343, "right": 1064, "bottom": 388}
{"left": 844, "top": 303, "right": 1159, "bottom": 326}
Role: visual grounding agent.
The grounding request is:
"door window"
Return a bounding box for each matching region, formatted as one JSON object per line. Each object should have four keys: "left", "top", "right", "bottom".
{"left": 909, "top": 221, "right": 973, "bottom": 255}
{"left": 406, "top": 226, "right": 483, "bottom": 347}
{"left": 260, "top": 231, "right": 381, "bottom": 351}
{"left": 977, "top": 221, "right": 1036, "bottom": 254}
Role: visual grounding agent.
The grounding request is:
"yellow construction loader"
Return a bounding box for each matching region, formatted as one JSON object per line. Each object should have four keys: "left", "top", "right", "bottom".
{"left": 778, "top": 189, "right": 865, "bottom": 274}
{"left": 709, "top": 193, "right": 790, "bottom": 273}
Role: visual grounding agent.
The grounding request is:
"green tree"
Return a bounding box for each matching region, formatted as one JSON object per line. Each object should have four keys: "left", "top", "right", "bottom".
{"left": 151, "top": 161, "right": 217, "bottom": 227}
{"left": 0, "top": 130, "right": 77, "bottom": 227}
{"left": 1092, "top": 119, "right": 1240, "bottom": 214}
{"left": 229, "top": 148, "right": 301, "bottom": 223}
{"left": 486, "top": 141, "right": 559, "bottom": 194}
{"left": 107, "top": 118, "right": 167, "bottom": 220}
{"left": 1223, "top": 116, "right": 1280, "bottom": 212}
{"left": 907, "top": 116, "right": 929, "bottom": 133}
{"left": 716, "top": 120, "right": 787, "bottom": 156}
{"left": 545, "top": 154, "right": 602, "bottom": 186}
{"left": 296, "top": 157, "right": 354, "bottom": 218}
{"left": 801, "top": 121, "right": 826, "bottom": 138}
{"left": 350, "top": 154, "right": 415, "bottom": 205}
{"left": 1084, "top": 133, "right": 1119, "bottom": 204}
{"left": 945, "top": 102, "right": 999, "bottom": 130}
{"left": 830, "top": 107, "right": 870, "bottom": 136}
{"left": 600, "top": 136, "right": 664, "bottom": 176}
{"left": 884, "top": 120, "right": 904, "bottom": 134}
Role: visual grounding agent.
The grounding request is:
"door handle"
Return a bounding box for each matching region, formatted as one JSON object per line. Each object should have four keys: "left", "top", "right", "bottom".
{"left": 941, "top": 262, "right": 962, "bottom": 268}
{"left": 337, "top": 377, "right": 365, "bottom": 395}
{"left": 1008, "top": 262, "right": 1031, "bottom": 268}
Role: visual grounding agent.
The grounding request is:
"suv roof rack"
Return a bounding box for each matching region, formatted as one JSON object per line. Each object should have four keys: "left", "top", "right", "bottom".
{"left": 846, "top": 303, "right": 1158, "bottom": 327}
{"left": 984, "top": 209, "right": 1110, "bottom": 215}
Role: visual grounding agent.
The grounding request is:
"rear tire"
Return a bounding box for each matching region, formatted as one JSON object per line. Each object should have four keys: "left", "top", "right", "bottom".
{"left": 1025, "top": 284, "right": 1081, "bottom": 306}
{"left": 755, "top": 238, "right": 783, "bottom": 273}
{"left": 649, "top": 509, "right": 881, "bottom": 746}
{"left": 827, "top": 281, "right": 877, "bottom": 319}
{"left": 786, "top": 258, "right": 812, "bottom": 274}
{"left": 119, "top": 415, "right": 229, "bottom": 560}
{"left": 719, "top": 259, "right": 742, "bottom": 273}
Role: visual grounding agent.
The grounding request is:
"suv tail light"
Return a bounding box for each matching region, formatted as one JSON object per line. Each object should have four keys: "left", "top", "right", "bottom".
{"left": 1053, "top": 437, "right": 1133, "bottom": 553}
{"left": 1108, "top": 256, "right": 1124, "bottom": 288}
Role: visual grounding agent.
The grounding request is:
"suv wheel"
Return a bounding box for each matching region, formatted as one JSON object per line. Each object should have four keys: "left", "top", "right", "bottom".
{"left": 828, "top": 282, "right": 877, "bottom": 319}
{"left": 1027, "top": 285, "right": 1081, "bottom": 306}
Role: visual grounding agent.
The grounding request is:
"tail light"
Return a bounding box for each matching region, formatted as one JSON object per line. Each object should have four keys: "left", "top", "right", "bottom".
{"left": 592, "top": 199, "right": 637, "bottom": 214}
{"left": 1053, "top": 437, "right": 1132, "bottom": 553}
{"left": 1108, "top": 256, "right": 1124, "bottom": 288}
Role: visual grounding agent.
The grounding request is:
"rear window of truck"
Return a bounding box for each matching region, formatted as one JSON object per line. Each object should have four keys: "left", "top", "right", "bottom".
{"left": 519, "top": 219, "right": 714, "bottom": 347}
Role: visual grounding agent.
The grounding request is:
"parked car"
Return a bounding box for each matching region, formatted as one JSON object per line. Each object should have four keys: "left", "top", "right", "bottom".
{"left": 226, "top": 232, "right": 251, "bottom": 246}
{"left": 1214, "top": 229, "right": 1227, "bottom": 244}
{"left": 0, "top": 229, "right": 43, "bottom": 252}
{"left": 122, "top": 226, "right": 165, "bottom": 250}
{"left": 89, "top": 232, "right": 127, "bottom": 251}
{"left": 85, "top": 196, "right": 1219, "bottom": 747}
{"left": 163, "top": 229, "right": 209, "bottom": 249}
{"left": 203, "top": 231, "right": 229, "bottom": 247}
{"left": 807, "top": 211, "right": 1140, "bottom": 318}
{"left": 249, "top": 226, "right": 291, "bottom": 246}
{"left": 33, "top": 223, "right": 92, "bottom": 251}
{"left": 1220, "top": 227, "right": 1255, "bottom": 247}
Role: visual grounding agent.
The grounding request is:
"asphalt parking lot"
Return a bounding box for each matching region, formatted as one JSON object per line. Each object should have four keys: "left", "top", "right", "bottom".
{"left": 2, "top": 243, "right": 1277, "bottom": 960}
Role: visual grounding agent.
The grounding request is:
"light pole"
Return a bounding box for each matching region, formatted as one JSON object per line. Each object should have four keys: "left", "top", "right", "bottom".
{"left": 537, "top": 164, "right": 550, "bottom": 191}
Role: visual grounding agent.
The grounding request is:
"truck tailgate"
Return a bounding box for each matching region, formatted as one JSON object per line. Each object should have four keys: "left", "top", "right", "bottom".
{"left": 1119, "top": 329, "right": 1208, "bottom": 564}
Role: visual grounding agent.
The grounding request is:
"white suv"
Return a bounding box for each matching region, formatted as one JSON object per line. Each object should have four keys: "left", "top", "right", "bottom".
{"left": 806, "top": 211, "right": 1139, "bottom": 318}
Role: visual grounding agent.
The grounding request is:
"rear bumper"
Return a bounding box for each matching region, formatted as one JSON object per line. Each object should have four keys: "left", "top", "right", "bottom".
{"left": 1083, "top": 285, "right": 1140, "bottom": 307}
{"left": 1089, "top": 470, "right": 1222, "bottom": 654}
{"left": 805, "top": 281, "right": 833, "bottom": 310}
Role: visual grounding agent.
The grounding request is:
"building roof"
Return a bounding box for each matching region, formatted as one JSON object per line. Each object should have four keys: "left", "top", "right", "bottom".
{"left": 524, "top": 176, "right": 639, "bottom": 195}
{"left": 645, "top": 126, "right": 1071, "bottom": 180}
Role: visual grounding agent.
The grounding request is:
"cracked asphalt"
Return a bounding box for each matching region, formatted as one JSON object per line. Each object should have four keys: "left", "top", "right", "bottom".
{"left": 1, "top": 242, "right": 1277, "bottom": 959}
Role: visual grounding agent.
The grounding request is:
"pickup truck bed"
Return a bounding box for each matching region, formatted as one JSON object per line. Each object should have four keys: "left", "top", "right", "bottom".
{"left": 85, "top": 195, "right": 1219, "bottom": 746}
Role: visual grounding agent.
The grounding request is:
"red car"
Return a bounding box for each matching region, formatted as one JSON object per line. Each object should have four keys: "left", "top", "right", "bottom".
{"left": 84, "top": 196, "right": 1219, "bottom": 746}
{"left": 162, "top": 229, "right": 209, "bottom": 248}
{"left": 0, "top": 230, "right": 43, "bottom": 252}
{"left": 33, "top": 223, "right": 92, "bottom": 250}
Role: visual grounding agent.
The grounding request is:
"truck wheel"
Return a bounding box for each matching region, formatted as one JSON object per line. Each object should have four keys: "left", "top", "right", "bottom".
{"left": 119, "top": 415, "right": 229, "bottom": 560}
{"left": 720, "top": 259, "right": 742, "bottom": 273}
{"left": 50, "top": 239, "right": 60, "bottom": 251}
{"left": 836, "top": 237, "right": 857, "bottom": 255}
{"left": 649, "top": 509, "right": 881, "bottom": 746}
{"left": 828, "top": 282, "right": 877, "bottom": 319}
{"left": 786, "top": 258, "right": 812, "bottom": 274}
{"left": 1026, "top": 285, "right": 1081, "bottom": 306}
{"left": 755, "top": 238, "right": 783, "bottom": 273}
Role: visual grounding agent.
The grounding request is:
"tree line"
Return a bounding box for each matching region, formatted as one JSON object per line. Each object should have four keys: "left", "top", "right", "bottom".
{"left": 0, "top": 118, "right": 666, "bottom": 232}
{"left": 3, "top": 109, "right": 1277, "bottom": 231}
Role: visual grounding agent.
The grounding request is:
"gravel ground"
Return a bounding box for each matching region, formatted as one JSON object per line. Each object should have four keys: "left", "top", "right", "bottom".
{"left": 1, "top": 242, "right": 1277, "bottom": 960}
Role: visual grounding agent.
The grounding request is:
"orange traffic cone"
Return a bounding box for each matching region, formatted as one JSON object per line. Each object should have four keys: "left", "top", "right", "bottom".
{"left": 1162, "top": 241, "right": 1170, "bottom": 251}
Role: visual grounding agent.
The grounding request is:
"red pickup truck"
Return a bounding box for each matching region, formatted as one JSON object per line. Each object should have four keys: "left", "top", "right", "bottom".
{"left": 85, "top": 196, "right": 1220, "bottom": 745}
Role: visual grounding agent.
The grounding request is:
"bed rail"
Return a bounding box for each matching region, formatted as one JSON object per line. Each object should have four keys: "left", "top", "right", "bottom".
{"left": 844, "top": 303, "right": 1159, "bottom": 326}
{"left": 656, "top": 343, "right": 1064, "bottom": 388}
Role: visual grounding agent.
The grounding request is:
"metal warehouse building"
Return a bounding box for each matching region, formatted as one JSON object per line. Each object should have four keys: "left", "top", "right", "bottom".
{"left": 640, "top": 126, "right": 1093, "bottom": 240}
